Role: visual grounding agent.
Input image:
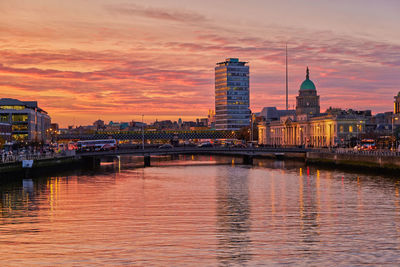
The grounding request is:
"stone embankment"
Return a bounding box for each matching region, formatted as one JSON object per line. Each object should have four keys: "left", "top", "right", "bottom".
{"left": 306, "top": 150, "right": 400, "bottom": 170}
{"left": 0, "top": 151, "right": 80, "bottom": 177}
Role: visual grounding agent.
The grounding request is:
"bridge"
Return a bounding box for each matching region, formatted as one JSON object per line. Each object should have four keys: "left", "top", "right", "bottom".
{"left": 78, "top": 147, "right": 308, "bottom": 167}
{"left": 56, "top": 130, "right": 238, "bottom": 141}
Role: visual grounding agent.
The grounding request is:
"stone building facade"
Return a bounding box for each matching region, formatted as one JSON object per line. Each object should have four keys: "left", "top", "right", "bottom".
{"left": 258, "top": 68, "right": 366, "bottom": 147}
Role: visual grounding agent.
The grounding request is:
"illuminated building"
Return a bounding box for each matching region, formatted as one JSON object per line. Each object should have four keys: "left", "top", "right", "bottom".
{"left": 0, "top": 98, "right": 51, "bottom": 142}
{"left": 261, "top": 114, "right": 366, "bottom": 147}
{"left": 208, "top": 109, "right": 216, "bottom": 128}
{"left": 0, "top": 122, "right": 12, "bottom": 143}
{"left": 215, "top": 58, "right": 250, "bottom": 130}
{"left": 394, "top": 92, "right": 400, "bottom": 114}
{"left": 258, "top": 68, "right": 367, "bottom": 147}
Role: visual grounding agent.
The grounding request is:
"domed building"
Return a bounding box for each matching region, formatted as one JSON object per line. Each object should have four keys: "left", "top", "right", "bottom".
{"left": 296, "top": 67, "right": 320, "bottom": 115}
{"left": 258, "top": 66, "right": 369, "bottom": 148}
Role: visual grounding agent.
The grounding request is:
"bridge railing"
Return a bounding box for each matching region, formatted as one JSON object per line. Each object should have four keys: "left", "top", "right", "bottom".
{"left": 76, "top": 146, "right": 309, "bottom": 157}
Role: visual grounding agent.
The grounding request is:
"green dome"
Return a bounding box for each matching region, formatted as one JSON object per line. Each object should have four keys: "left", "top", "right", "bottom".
{"left": 300, "top": 79, "right": 316, "bottom": 90}
{"left": 300, "top": 67, "right": 316, "bottom": 90}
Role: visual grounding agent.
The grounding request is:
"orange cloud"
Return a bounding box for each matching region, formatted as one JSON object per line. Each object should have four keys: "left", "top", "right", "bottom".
{"left": 0, "top": 2, "right": 399, "bottom": 127}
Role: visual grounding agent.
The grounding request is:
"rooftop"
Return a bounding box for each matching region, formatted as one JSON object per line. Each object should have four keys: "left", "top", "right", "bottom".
{"left": 216, "top": 58, "right": 248, "bottom": 66}
{"left": 0, "top": 98, "right": 47, "bottom": 114}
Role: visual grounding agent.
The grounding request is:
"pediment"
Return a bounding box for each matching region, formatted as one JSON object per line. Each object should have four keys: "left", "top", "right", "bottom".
{"left": 284, "top": 117, "right": 293, "bottom": 125}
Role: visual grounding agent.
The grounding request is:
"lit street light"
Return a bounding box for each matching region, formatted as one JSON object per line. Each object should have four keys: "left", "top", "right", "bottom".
{"left": 142, "top": 114, "right": 145, "bottom": 150}
{"left": 392, "top": 115, "right": 398, "bottom": 150}
{"left": 250, "top": 113, "right": 253, "bottom": 144}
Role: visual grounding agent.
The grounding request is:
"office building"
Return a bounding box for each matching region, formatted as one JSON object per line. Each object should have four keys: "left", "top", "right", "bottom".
{"left": 394, "top": 92, "right": 400, "bottom": 114}
{"left": 0, "top": 122, "right": 12, "bottom": 143}
{"left": 0, "top": 98, "right": 51, "bottom": 142}
{"left": 215, "top": 58, "right": 250, "bottom": 130}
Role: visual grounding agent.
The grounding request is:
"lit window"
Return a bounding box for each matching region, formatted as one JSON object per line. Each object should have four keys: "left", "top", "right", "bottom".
{"left": 0, "top": 114, "right": 9, "bottom": 122}
{"left": 12, "top": 124, "right": 28, "bottom": 131}
{"left": 0, "top": 105, "right": 25, "bottom": 110}
{"left": 12, "top": 133, "right": 28, "bottom": 141}
{"left": 12, "top": 114, "right": 28, "bottom": 122}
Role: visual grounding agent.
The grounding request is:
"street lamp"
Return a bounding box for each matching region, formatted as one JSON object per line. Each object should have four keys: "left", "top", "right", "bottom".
{"left": 356, "top": 123, "right": 359, "bottom": 147}
{"left": 392, "top": 115, "right": 398, "bottom": 150}
{"left": 250, "top": 114, "right": 253, "bottom": 144}
{"left": 142, "top": 114, "right": 145, "bottom": 150}
{"left": 357, "top": 121, "right": 363, "bottom": 147}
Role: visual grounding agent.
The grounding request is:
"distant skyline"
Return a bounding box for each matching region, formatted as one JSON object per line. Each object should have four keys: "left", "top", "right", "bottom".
{"left": 1, "top": 0, "right": 400, "bottom": 127}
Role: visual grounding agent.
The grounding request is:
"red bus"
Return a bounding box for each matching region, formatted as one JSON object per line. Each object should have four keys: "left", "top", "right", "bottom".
{"left": 360, "top": 139, "right": 376, "bottom": 150}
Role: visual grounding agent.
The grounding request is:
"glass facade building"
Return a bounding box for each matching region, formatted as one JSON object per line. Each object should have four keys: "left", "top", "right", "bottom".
{"left": 0, "top": 98, "right": 51, "bottom": 142}
{"left": 215, "top": 58, "right": 250, "bottom": 130}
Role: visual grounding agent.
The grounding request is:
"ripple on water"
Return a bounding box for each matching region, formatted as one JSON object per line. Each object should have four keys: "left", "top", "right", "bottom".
{"left": 0, "top": 158, "right": 399, "bottom": 265}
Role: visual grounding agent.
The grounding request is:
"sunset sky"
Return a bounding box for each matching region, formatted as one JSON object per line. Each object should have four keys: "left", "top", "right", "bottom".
{"left": 1, "top": 0, "right": 399, "bottom": 127}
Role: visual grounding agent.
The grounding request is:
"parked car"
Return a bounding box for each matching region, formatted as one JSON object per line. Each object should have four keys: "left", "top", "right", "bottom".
{"left": 158, "top": 144, "right": 174, "bottom": 149}
{"left": 198, "top": 142, "right": 213, "bottom": 148}
{"left": 232, "top": 143, "right": 247, "bottom": 148}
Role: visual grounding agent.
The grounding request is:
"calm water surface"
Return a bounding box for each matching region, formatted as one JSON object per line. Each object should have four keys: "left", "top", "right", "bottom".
{"left": 1, "top": 156, "right": 400, "bottom": 266}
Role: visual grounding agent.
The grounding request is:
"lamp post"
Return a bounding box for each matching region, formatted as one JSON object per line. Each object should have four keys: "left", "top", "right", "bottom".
{"left": 356, "top": 123, "right": 359, "bottom": 148}
{"left": 250, "top": 113, "right": 253, "bottom": 144}
{"left": 392, "top": 116, "right": 398, "bottom": 150}
{"left": 358, "top": 120, "right": 363, "bottom": 147}
{"left": 142, "top": 114, "right": 144, "bottom": 150}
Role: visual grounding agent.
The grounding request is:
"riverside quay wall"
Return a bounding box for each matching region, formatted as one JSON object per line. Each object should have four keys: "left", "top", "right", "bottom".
{"left": 0, "top": 156, "right": 80, "bottom": 178}
{"left": 306, "top": 151, "right": 400, "bottom": 170}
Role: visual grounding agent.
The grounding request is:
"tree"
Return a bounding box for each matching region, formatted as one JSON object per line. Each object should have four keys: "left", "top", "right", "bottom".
{"left": 238, "top": 126, "right": 250, "bottom": 141}
{"left": 237, "top": 122, "right": 259, "bottom": 143}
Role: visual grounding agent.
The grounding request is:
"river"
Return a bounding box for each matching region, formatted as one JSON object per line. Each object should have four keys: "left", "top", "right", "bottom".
{"left": 0, "top": 155, "right": 399, "bottom": 266}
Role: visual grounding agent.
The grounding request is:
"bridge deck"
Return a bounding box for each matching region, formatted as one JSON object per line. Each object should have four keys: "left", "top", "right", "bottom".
{"left": 77, "top": 147, "right": 308, "bottom": 158}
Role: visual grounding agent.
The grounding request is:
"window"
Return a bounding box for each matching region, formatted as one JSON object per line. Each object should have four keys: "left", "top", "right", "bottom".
{"left": 12, "top": 124, "right": 28, "bottom": 131}
{"left": 12, "top": 114, "right": 28, "bottom": 122}
{"left": 339, "top": 125, "right": 344, "bottom": 133}
{"left": 0, "top": 105, "right": 25, "bottom": 110}
{"left": 12, "top": 133, "right": 28, "bottom": 141}
{"left": 0, "top": 114, "right": 9, "bottom": 123}
{"left": 349, "top": 125, "right": 353, "bottom": 133}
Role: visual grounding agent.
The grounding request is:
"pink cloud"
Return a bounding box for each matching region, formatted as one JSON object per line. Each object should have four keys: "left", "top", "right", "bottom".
{"left": 0, "top": 3, "right": 399, "bottom": 127}
{"left": 106, "top": 3, "right": 208, "bottom": 24}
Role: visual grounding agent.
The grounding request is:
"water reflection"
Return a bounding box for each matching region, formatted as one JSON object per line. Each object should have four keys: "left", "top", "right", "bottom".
{"left": 0, "top": 157, "right": 399, "bottom": 265}
{"left": 298, "top": 169, "right": 321, "bottom": 260}
{"left": 216, "top": 167, "right": 251, "bottom": 266}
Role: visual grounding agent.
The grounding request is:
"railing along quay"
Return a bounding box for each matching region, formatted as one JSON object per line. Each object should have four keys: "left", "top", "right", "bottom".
{"left": 311, "top": 148, "right": 400, "bottom": 157}
{"left": 4, "top": 146, "right": 400, "bottom": 165}
{"left": 0, "top": 152, "right": 72, "bottom": 164}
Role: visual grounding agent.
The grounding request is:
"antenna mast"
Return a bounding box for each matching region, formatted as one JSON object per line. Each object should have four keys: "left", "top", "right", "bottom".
{"left": 286, "top": 43, "right": 288, "bottom": 110}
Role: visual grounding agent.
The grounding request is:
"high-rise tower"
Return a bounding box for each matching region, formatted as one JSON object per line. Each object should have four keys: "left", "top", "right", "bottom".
{"left": 394, "top": 92, "right": 400, "bottom": 114}
{"left": 296, "top": 67, "right": 320, "bottom": 116}
{"left": 215, "top": 58, "right": 250, "bottom": 130}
